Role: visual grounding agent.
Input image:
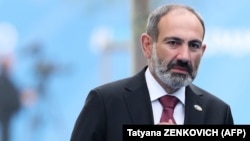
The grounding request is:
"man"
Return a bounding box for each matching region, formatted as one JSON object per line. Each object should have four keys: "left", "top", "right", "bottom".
{"left": 70, "top": 4, "right": 234, "bottom": 141}
{"left": 0, "top": 55, "right": 21, "bottom": 141}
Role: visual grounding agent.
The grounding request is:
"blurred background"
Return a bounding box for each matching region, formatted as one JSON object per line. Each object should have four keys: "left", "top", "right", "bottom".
{"left": 0, "top": 0, "right": 250, "bottom": 141}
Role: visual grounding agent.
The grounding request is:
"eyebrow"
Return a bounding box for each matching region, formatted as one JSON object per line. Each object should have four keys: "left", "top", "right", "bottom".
{"left": 163, "top": 37, "right": 184, "bottom": 42}
{"left": 163, "top": 36, "right": 202, "bottom": 44}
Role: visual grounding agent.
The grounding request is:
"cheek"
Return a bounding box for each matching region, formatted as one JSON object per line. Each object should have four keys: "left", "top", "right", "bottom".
{"left": 192, "top": 55, "right": 203, "bottom": 69}
{"left": 157, "top": 47, "right": 174, "bottom": 62}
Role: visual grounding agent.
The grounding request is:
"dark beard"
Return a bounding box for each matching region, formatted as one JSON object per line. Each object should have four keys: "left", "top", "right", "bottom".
{"left": 169, "top": 60, "right": 192, "bottom": 74}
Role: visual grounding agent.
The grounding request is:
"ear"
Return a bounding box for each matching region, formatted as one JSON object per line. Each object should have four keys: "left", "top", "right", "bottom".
{"left": 201, "top": 44, "right": 206, "bottom": 56}
{"left": 141, "top": 33, "right": 153, "bottom": 58}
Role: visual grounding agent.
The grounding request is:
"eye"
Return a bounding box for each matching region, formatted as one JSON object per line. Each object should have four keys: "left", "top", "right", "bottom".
{"left": 167, "top": 40, "right": 179, "bottom": 46}
{"left": 189, "top": 42, "right": 201, "bottom": 50}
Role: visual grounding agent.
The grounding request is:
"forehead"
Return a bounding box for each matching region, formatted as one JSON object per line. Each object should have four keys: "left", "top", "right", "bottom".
{"left": 157, "top": 8, "right": 204, "bottom": 40}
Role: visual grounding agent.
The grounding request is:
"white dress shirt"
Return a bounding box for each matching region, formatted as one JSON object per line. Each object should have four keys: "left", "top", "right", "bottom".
{"left": 145, "top": 68, "right": 185, "bottom": 125}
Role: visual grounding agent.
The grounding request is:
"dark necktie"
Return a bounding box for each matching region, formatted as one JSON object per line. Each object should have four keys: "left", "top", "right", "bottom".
{"left": 159, "top": 95, "right": 179, "bottom": 124}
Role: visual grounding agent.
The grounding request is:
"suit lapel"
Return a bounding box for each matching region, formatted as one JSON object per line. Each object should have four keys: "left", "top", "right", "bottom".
{"left": 122, "top": 67, "right": 154, "bottom": 124}
{"left": 184, "top": 84, "right": 206, "bottom": 124}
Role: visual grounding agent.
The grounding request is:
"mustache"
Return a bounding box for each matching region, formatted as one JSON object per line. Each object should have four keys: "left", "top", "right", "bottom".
{"left": 167, "top": 60, "right": 193, "bottom": 75}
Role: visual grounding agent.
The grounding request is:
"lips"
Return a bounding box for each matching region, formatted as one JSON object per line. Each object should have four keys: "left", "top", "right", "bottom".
{"left": 170, "top": 66, "right": 189, "bottom": 74}
{"left": 166, "top": 59, "right": 193, "bottom": 76}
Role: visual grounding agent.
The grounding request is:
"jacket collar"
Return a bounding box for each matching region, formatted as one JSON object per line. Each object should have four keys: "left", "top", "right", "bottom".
{"left": 184, "top": 84, "right": 206, "bottom": 124}
{"left": 122, "top": 66, "right": 154, "bottom": 124}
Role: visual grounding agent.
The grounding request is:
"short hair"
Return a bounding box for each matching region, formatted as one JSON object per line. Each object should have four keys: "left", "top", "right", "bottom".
{"left": 146, "top": 4, "right": 205, "bottom": 42}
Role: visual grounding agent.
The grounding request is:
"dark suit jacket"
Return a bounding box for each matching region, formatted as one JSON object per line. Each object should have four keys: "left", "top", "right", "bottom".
{"left": 70, "top": 67, "right": 234, "bottom": 141}
{"left": 0, "top": 73, "right": 21, "bottom": 120}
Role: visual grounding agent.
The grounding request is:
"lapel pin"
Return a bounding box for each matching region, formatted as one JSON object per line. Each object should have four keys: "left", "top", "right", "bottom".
{"left": 194, "top": 104, "right": 203, "bottom": 111}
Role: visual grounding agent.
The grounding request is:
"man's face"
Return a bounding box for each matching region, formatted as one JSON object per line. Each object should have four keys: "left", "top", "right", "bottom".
{"left": 149, "top": 9, "right": 206, "bottom": 90}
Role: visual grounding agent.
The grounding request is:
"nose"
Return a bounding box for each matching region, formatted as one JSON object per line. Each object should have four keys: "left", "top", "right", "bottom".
{"left": 176, "top": 45, "right": 191, "bottom": 62}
